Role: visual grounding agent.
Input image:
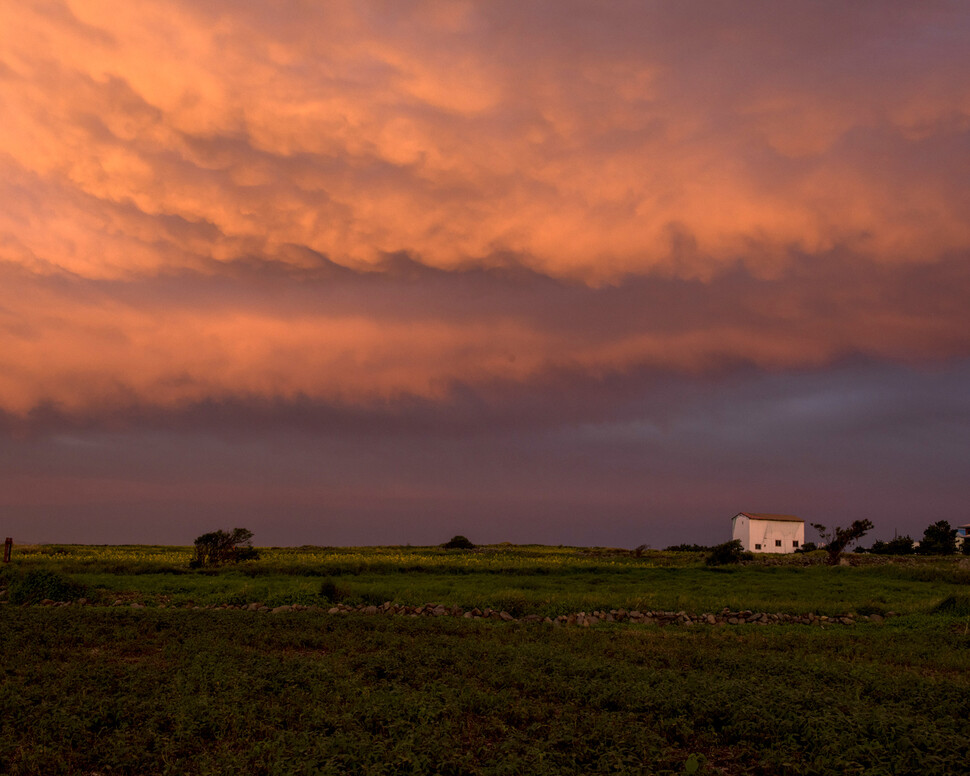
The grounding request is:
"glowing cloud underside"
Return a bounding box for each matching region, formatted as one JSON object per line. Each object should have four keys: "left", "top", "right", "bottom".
{"left": 2, "top": 1, "right": 969, "bottom": 420}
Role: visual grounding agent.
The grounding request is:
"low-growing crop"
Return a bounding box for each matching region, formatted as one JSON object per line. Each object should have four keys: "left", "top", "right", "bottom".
{"left": 1, "top": 608, "right": 968, "bottom": 775}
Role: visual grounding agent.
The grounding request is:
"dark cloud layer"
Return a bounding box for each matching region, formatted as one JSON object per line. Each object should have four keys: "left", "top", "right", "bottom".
{"left": 2, "top": 360, "right": 968, "bottom": 546}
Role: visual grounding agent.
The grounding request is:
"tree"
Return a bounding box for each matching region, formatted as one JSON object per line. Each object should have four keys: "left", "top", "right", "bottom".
{"left": 442, "top": 535, "right": 475, "bottom": 550}
{"left": 191, "top": 528, "right": 258, "bottom": 568}
{"left": 917, "top": 520, "right": 957, "bottom": 555}
{"left": 810, "top": 520, "right": 874, "bottom": 565}
{"left": 869, "top": 535, "right": 915, "bottom": 555}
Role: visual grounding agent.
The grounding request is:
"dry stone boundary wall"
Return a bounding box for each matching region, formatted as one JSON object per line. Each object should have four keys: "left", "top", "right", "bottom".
{"left": 12, "top": 593, "right": 896, "bottom": 626}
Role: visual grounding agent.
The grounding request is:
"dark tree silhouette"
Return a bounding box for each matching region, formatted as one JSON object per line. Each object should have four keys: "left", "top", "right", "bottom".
{"left": 191, "top": 528, "right": 258, "bottom": 568}
{"left": 810, "top": 520, "right": 874, "bottom": 565}
{"left": 442, "top": 535, "right": 475, "bottom": 549}
{"left": 869, "top": 535, "right": 915, "bottom": 555}
{"left": 918, "top": 520, "right": 957, "bottom": 555}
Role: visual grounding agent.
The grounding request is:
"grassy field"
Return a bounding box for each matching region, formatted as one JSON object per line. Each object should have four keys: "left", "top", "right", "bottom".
{"left": 3, "top": 543, "right": 969, "bottom": 616}
{"left": 2, "top": 545, "right": 970, "bottom": 775}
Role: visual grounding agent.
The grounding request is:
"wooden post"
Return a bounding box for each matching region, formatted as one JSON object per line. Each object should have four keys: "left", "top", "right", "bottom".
{"left": 2, "top": 537, "right": 11, "bottom": 563}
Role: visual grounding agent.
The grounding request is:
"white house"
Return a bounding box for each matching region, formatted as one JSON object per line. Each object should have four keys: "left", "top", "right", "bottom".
{"left": 957, "top": 523, "right": 970, "bottom": 550}
{"left": 732, "top": 512, "right": 805, "bottom": 553}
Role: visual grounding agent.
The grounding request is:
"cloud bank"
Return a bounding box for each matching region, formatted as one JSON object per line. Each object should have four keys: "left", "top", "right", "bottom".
{"left": 2, "top": 0, "right": 969, "bottom": 423}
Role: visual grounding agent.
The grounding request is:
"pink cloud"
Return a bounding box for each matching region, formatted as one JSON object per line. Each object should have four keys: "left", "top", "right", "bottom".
{"left": 1, "top": 1, "right": 969, "bottom": 418}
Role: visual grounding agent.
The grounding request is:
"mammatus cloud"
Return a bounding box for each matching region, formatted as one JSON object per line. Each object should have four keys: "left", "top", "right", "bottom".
{"left": 1, "top": 1, "right": 969, "bottom": 421}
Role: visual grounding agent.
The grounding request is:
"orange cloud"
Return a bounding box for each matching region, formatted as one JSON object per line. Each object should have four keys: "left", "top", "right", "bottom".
{"left": 1, "top": 1, "right": 969, "bottom": 419}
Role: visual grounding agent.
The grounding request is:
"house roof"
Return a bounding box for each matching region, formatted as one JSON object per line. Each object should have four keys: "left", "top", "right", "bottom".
{"left": 734, "top": 512, "right": 804, "bottom": 523}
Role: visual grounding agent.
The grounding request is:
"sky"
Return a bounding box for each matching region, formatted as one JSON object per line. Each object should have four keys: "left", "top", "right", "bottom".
{"left": 1, "top": 1, "right": 969, "bottom": 547}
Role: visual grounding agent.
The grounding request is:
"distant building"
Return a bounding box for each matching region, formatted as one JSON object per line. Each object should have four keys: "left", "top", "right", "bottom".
{"left": 732, "top": 512, "right": 805, "bottom": 553}
{"left": 957, "top": 524, "right": 970, "bottom": 550}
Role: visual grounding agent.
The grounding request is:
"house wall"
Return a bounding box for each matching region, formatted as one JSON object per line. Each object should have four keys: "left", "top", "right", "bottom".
{"left": 732, "top": 515, "right": 805, "bottom": 553}
{"left": 731, "top": 514, "right": 749, "bottom": 549}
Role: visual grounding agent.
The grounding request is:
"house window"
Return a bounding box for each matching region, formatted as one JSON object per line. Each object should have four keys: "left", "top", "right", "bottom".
{"left": 775, "top": 540, "right": 782, "bottom": 547}
{"left": 793, "top": 540, "right": 799, "bottom": 548}
{"left": 755, "top": 543, "right": 761, "bottom": 550}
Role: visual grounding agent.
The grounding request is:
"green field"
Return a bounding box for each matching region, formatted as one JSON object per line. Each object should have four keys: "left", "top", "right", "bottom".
{"left": 5, "top": 543, "right": 970, "bottom": 616}
{"left": 2, "top": 545, "right": 969, "bottom": 775}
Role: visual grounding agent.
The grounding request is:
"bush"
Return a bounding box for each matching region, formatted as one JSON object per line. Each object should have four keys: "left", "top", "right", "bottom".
{"left": 706, "top": 540, "right": 747, "bottom": 566}
{"left": 8, "top": 570, "right": 86, "bottom": 605}
{"left": 666, "top": 544, "right": 712, "bottom": 552}
{"left": 443, "top": 535, "right": 475, "bottom": 550}
{"left": 318, "top": 579, "right": 351, "bottom": 604}
{"left": 794, "top": 542, "right": 818, "bottom": 554}
{"left": 191, "top": 528, "right": 259, "bottom": 568}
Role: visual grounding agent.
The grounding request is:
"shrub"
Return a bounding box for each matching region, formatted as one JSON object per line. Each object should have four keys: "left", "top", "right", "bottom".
{"left": 319, "top": 579, "right": 351, "bottom": 604}
{"left": 8, "top": 570, "right": 86, "bottom": 605}
{"left": 794, "top": 542, "right": 818, "bottom": 554}
{"left": 666, "top": 544, "right": 712, "bottom": 552}
{"left": 191, "top": 528, "right": 259, "bottom": 568}
{"left": 443, "top": 535, "right": 475, "bottom": 550}
{"left": 706, "top": 540, "right": 747, "bottom": 566}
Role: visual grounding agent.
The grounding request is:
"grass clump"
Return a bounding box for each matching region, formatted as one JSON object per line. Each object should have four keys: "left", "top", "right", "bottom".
{"left": 931, "top": 595, "right": 970, "bottom": 616}
{"left": 8, "top": 570, "right": 87, "bottom": 605}
{"left": 318, "top": 578, "right": 351, "bottom": 604}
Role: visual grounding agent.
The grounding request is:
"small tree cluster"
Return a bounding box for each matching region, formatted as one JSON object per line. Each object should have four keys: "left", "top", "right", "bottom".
{"left": 191, "top": 528, "right": 259, "bottom": 568}
{"left": 864, "top": 521, "right": 965, "bottom": 555}
{"left": 869, "top": 536, "right": 916, "bottom": 555}
{"left": 442, "top": 535, "right": 475, "bottom": 550}
{"left": 917, "top": 520, "right": 958, "bottom": 555}
{"left": 810, "top": 520, "right": 874, "bottom": 565}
